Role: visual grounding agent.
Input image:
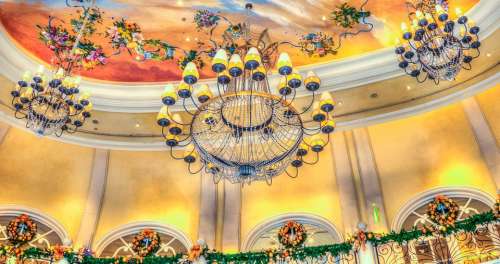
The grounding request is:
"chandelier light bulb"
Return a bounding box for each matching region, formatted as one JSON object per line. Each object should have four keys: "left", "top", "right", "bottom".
{"left": 228, "top": 54, "right": 244, "bottom": 77}
{"left": 212, "top": 49, "right": 228, "bottom": 73}
{"left": 415, "top": 10, "right": 424, "bottom": 19}
{"left": 36, "top": 65, "right": 45, "bottom": 76}
{"left": 455, "top": 7, "right": 463, "bottom": 17}
{"left": 55, "top": 68, "right": 65, "bottom": 79}
{"left": 287, "top": 70, "right": 303, "bottom": 89}
{"left": 157, "top": 106, "right": 171, "bottom": 127}
{"left": 22, "top": 71, "right": 32, "bottom": 82}
{"left": 277, "top": 52, "right": 293, "bottom": 75}
{"left": 162, "top": 84, "right": 178, "bottom": 105}
{"left": 177, "top": 81, "right": 193, "bottom": 98}
{"left": 182, "top": 62, "right": 199, "bottom": 85}
{"left": 169, "top": 113, "right": 183, "bottom": 135}
{"left": 244, "top": 47, "right": 261, "bottom": 70}
{"left": 278, "top": 76, "right": 291, "bottom": 96}
{"left": 196, "top": 84, "right": 213, "bottom": 103}
{"left": 435, "top": 5, "right": 445, "bottom": 15}
{"left": 304, "top": 71, "right": 320, "bottom": 92}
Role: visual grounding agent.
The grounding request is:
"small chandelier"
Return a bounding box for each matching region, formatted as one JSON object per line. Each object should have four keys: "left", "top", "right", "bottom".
{"left": 395, "top": 2, "right": 481, "bottom": 84}
{"left": 11, "top": 67, "right": 92, "bottom": 136}
{"left": 9, "top": 0, "right": 102, "bottom": 136}
{"left": 157, "top": 49, "right": 336, "bottom": 184}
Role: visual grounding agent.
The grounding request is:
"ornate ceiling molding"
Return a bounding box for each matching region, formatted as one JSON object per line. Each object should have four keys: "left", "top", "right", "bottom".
{"left": 0, "top": 70, "right": 498, "bottom": 150}
{"left": 0, "top": 0, "right": 498, "bottom": 113}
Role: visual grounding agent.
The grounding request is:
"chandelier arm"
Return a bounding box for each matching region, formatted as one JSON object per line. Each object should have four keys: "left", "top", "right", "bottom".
{"left": 188, "top": 161, "right": 205, "bottom": 175}
{"left": 182, "top": 98, "right": 196, "bottom": 116}
{"left": 14, "top": 109, "right": 27, "bottom": 119}
{"left": 177, "top": 138, "right": 193, "bottom": 147}
{"left": 166, "top": 110, "right": 192, "bottom": 126}
{"left": 416, "top": 72, "right": 429, "bottom": 83}
{"left": 295, "top": 91, "right": 316, "bottom": 116}
{"left": 470, "top": 47, "right": 481, "bottom": 59}
{"left": 462, "top": 62, "right": 472, "bottom": 71}
{"left": 169, "top": 146, "right": 187, "bottom": 161}
{"left": 265, "top": 174, "right": 273, "bottom": 186}
{"left": 285, "top": 167, "right": 299, "bottom": 179}
{"left": 301, "top": 151, "right": 320, "bottom": 165}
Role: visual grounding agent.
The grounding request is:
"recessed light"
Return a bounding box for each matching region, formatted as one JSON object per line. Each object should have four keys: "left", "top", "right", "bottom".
{"left": 406, "top": 85, "right": 411, "bottom": 90}
{"left": 370, "top": 92, "right": 378, "bottom": 98}
{"left": 322, "top": 16, "right": 327, "bottom": 21}
{"left": 135, "top": 123, "right": 140, "bottom": 128}
{"left": 486, "top": 53, "right": 491, "bottom": 57}
{"left": 337, "top": 101, "right": 343, "bottom": 106}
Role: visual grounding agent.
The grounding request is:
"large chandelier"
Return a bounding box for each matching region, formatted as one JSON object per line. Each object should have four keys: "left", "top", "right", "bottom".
{"left": 9, "top": 0, "right": 103, "bottom": 136}
{"left": 153, "top": 1, "right": 372, "bottom": 184}
{"left": 395, "top": 1, "right": 481, "bottom": 84}
{"left": 158, "top": 49, "right": 335, "bottom": 184}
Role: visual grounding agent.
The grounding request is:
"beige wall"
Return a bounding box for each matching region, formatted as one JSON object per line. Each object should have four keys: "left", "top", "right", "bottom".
{"left": 94, "top": 150, "right": 201, "bottom": 244}
{"left": 0, "top": 127, "right": 94, "bottom": 240}
{"left": 240, "top": 147, "right": 343, "bottom": 243}
{"left": 368, "top": 102, "right": 497, "bottom": 226}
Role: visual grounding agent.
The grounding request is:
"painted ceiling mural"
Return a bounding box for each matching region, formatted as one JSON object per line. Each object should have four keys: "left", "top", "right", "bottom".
{"left": 0, "top": 0, "right": 479, "bottom": 83}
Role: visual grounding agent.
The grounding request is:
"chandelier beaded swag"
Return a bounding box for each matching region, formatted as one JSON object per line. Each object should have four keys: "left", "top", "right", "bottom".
{"left": 156, "top": 3, "right": 373, "bottom": 185}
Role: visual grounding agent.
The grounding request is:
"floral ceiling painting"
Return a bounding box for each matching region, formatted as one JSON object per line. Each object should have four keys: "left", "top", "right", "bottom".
{"left": 0, "top": 0, "right": 479, "bottom": 83}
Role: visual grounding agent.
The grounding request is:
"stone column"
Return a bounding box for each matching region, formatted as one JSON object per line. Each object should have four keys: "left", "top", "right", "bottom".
{"left": 198, "top": 172, "right": 218, "bottom": 248}
{"left": 75, "top": 149, "right": 109, "bottom": 248}
{"left": 462, "top": 97, "right": 500, "bottom": 190}
{"left": 0, "top": 122, "right": 10, "bottom": 145}
{"left": 352, "top": 128, "right": 389, "bottom": 232}
{"left": 221, "top": 181, "right": 241, "bottom": 252}
{"left": 331, "top": 133, "right": 361, "bottom": 233}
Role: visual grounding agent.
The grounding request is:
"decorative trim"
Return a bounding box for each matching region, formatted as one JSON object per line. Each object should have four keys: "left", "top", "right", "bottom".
{"left": 0, "top": 72, "right": 498, "bottom": 151}
{"left": 94, "top": 221, "right": 192, "bottom": 257}
{"left": 391, "top": 186, "right": 496, "bottom": 231}
{"left": 241, "top": 213, "right": 343, "bottom": 251}
{"left": 0, "top": 205, "right": 70, "bottom": 244}
{"left": 0, "top": 1, "right": 497, "bottom": 112}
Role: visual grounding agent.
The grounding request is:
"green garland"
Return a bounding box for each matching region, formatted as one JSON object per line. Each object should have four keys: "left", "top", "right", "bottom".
{"left": 3, "top": 211, "right": 498, "bottom": 264}
{"left": 366, "top": 211, "right": 498, "bottom": 246}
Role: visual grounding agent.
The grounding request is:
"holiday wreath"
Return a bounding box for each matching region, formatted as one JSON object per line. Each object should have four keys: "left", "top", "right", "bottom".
{"left": 7, "top": 214, "right": 37, "bottom": 245}
{"left": 131, "top": 229, "right": 160, "bottom": 257}
{"left": 277, "top": 221, "right": 307, "bottom": 248}
{"left": 426, "top": 195, "right": 460, "bottom": 228}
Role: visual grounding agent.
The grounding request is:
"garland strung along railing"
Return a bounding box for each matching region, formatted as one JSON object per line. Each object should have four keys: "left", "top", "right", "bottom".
{"left": 0, "top": 196, "right": 499, "bottom": 264}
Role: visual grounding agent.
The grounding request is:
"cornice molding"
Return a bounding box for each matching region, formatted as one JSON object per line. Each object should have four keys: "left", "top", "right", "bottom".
{"left": 1, "top": 71, "right": 498, "bottom": 151}
{"left": 0, "top": 0, "right": 498, "bottom": 113}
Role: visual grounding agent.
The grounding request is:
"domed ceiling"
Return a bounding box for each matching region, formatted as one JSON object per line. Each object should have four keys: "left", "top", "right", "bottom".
{"left": 0, "top": 0, "right": 479, "bottom": 82}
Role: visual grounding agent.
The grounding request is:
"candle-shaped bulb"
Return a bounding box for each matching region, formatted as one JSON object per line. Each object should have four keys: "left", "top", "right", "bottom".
{"left": 401, "top": 22, "right": 409, "bottom": 33}
{"left": 36, "top": 65, "right": 45, "bottom": 76}
{"left": 415, "top": 10, "right": 424, "bottom": 19}
{"left": 435, "top": 5, "right": 445, "bottom": 15}
{"left": 22, "top": 71, "right": 32, "bottom": 82}
{"left": 55, "top": 68, "right": 65, "bottom": 79}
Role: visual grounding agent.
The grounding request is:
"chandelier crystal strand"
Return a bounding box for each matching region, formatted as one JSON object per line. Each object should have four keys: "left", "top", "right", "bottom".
{"left": 395, "top": 3, "right": 481, "bottom": 84}
{"left": 157, "top": 47, "right": 336, "bottom": 185}
{"left": 10, "top": 1, "right": 96, "bottom": 136}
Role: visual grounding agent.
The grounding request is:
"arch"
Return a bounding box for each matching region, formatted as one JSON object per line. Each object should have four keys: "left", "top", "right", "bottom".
{"left": 0, "top": 204, "right": 70, "bottom": 244}
{"left": 242, "top": 213, "right": 343, "bottom": 251}
{"left": 94, "top": 221, "right": 193, "bottom": 257}
{"left": 391, "top": 186, "right": 496, "bottom": 231}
